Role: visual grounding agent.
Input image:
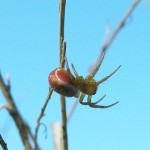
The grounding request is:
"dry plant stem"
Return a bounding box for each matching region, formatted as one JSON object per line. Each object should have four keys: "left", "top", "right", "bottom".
{"left": 34, "top": 88, "right": 53, "bottom": 150}
{"left": 67, "top": 98, "right": 78, "bottom": 122}
{"left": 0, "top": 73, "right": 37, "bottom": 150}
{"left": 0, "top": 134, "right": 8, "bottom": 150}
{"left": 104, "top": 0, "right": 141, "bottom": 50}
{"left": 34, "top": 0, "right": 66, "bottom": 148}
{"left": 59, "top": 0, "right": 66, "bottom": 66}
{"left": 36, "top": 89, "right": 53, "bottom": 125}
{"left": 96, "top": 0, "right": 141, "bottom": 69}
{"left": 59, "top": 0, "right": 68, "bottom": 150}
{"left": 60, "top": 96, "right": 68, "bottom": 150}
{"left": 60, "top": 41, "right": 66, "bottom": 68}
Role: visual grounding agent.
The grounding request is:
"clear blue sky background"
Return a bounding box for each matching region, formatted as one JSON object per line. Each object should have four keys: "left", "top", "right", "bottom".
{"left": 0, "top": 0, "right": 150, "bottom": 150}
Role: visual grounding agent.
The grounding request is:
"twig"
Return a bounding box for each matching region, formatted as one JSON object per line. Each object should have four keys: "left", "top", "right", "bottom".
{"left": 90, "top": 0, "right": 141, "bottom": 75}
{"left": 36, "top": 89, "right": 53, "bottom": 124}
{"left": 0, "top": 134, "right": 8, "bottom": 150}
{"left": 0, "top": 72, "right": 37, "bottom": 150}
{"left": 34, "top": 88, "right": 53, "bottom": 149}
{"left": 60, "top": 41, "right": 66, "bottom": 68}
{"left": 60, "top": 96, "right": 68, "bottom": 150}
{"left": 102, "top": 0, "right": 141, "bottom": 53}
{"left": 59, "top": 0, "right": 68, "bottom": 150}
{"left": 59, "top": 0, "right": 66, "bottom": 67}
{"left": 67, "top": 98, "right": 79, "bottom": 122}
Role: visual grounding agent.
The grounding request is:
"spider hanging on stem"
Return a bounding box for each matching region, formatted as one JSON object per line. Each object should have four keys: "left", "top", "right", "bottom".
{"left": 49, "top": 53, "right": 121, "bottom": 109}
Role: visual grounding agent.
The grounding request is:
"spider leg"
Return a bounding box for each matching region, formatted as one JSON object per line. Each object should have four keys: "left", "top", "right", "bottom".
{"left": 92, "top": 94, "right": 106, "bottom": 105}
{"left": 79, "top": 93, "right": 118, "bottom": 108}
{"left": 71, "top": 64, "right": 79, "bottom": 78}
{"left": 87, "top": 95, "right": 118, "bottom": 108}
{"left": 98, "top": 65, "right": 121, "bottom": 85}
{"left": 79, "top": 93, "right": 89, "bottom": 105}
{"left": 65, "top": 56, "right": 71, "bottom": 72}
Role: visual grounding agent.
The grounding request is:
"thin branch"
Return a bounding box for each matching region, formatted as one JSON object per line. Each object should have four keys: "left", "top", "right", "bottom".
{"left": 67, "top": 98, "right": 79, "bottom": 122}
{"left": 34, "top": 88, "right": 53, "bottom": 150}
{"left": 0, "top": 72, "right": 37, "bottom": 150}
{"left": 59, "top": 0, "right": 66, "bottom": 67}
{"left": 36, "top": 89, "right": 53, "bottom": 124}
{"left": 90, "top": 0, "right": 141, "bottom": 76}
{"left": 59, "top": 0, "right": 68, "bottom": 150}
{"left": 60, "top": 96, "right": 68, "bottom": 150}
{"left": 60, "top": 41, "right": 66, "bottom": 68}
{"left": 102, "top": 0, "right": 141, "bottom": 52}
{"left": 60, "top": 41, "right": 68, "bottom": 150}
{"left": 0, "top": 134, "right": 8, "bottom": 150}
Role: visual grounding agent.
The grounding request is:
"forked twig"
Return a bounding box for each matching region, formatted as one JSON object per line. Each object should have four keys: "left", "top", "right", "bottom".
{"left": 0, "top": 72, "right": 37, "bottom": 150}
{"left": 34, "top": 88, "right": 53, "bottom": 149}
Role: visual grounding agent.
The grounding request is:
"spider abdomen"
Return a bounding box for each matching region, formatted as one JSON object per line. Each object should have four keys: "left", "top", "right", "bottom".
{"left": 48, "top": 67, "right": 79, "bottom": 97}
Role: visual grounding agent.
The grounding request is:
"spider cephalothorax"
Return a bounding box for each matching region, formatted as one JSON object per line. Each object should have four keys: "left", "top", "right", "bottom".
{"left": 48, "top": 57, "right": 121, "bottom": 109}
{"left": 71, "top": 65, "right": 98, "bottom": 95}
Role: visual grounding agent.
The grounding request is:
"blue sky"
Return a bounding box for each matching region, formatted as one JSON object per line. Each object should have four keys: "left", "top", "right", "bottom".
{"left": 0, "top": 0, "right": 150, "bottom": 150}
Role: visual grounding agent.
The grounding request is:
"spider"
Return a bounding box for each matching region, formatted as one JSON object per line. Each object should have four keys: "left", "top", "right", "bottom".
{"left": 49, "top": 55, "right": 121, "bottom": 108}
